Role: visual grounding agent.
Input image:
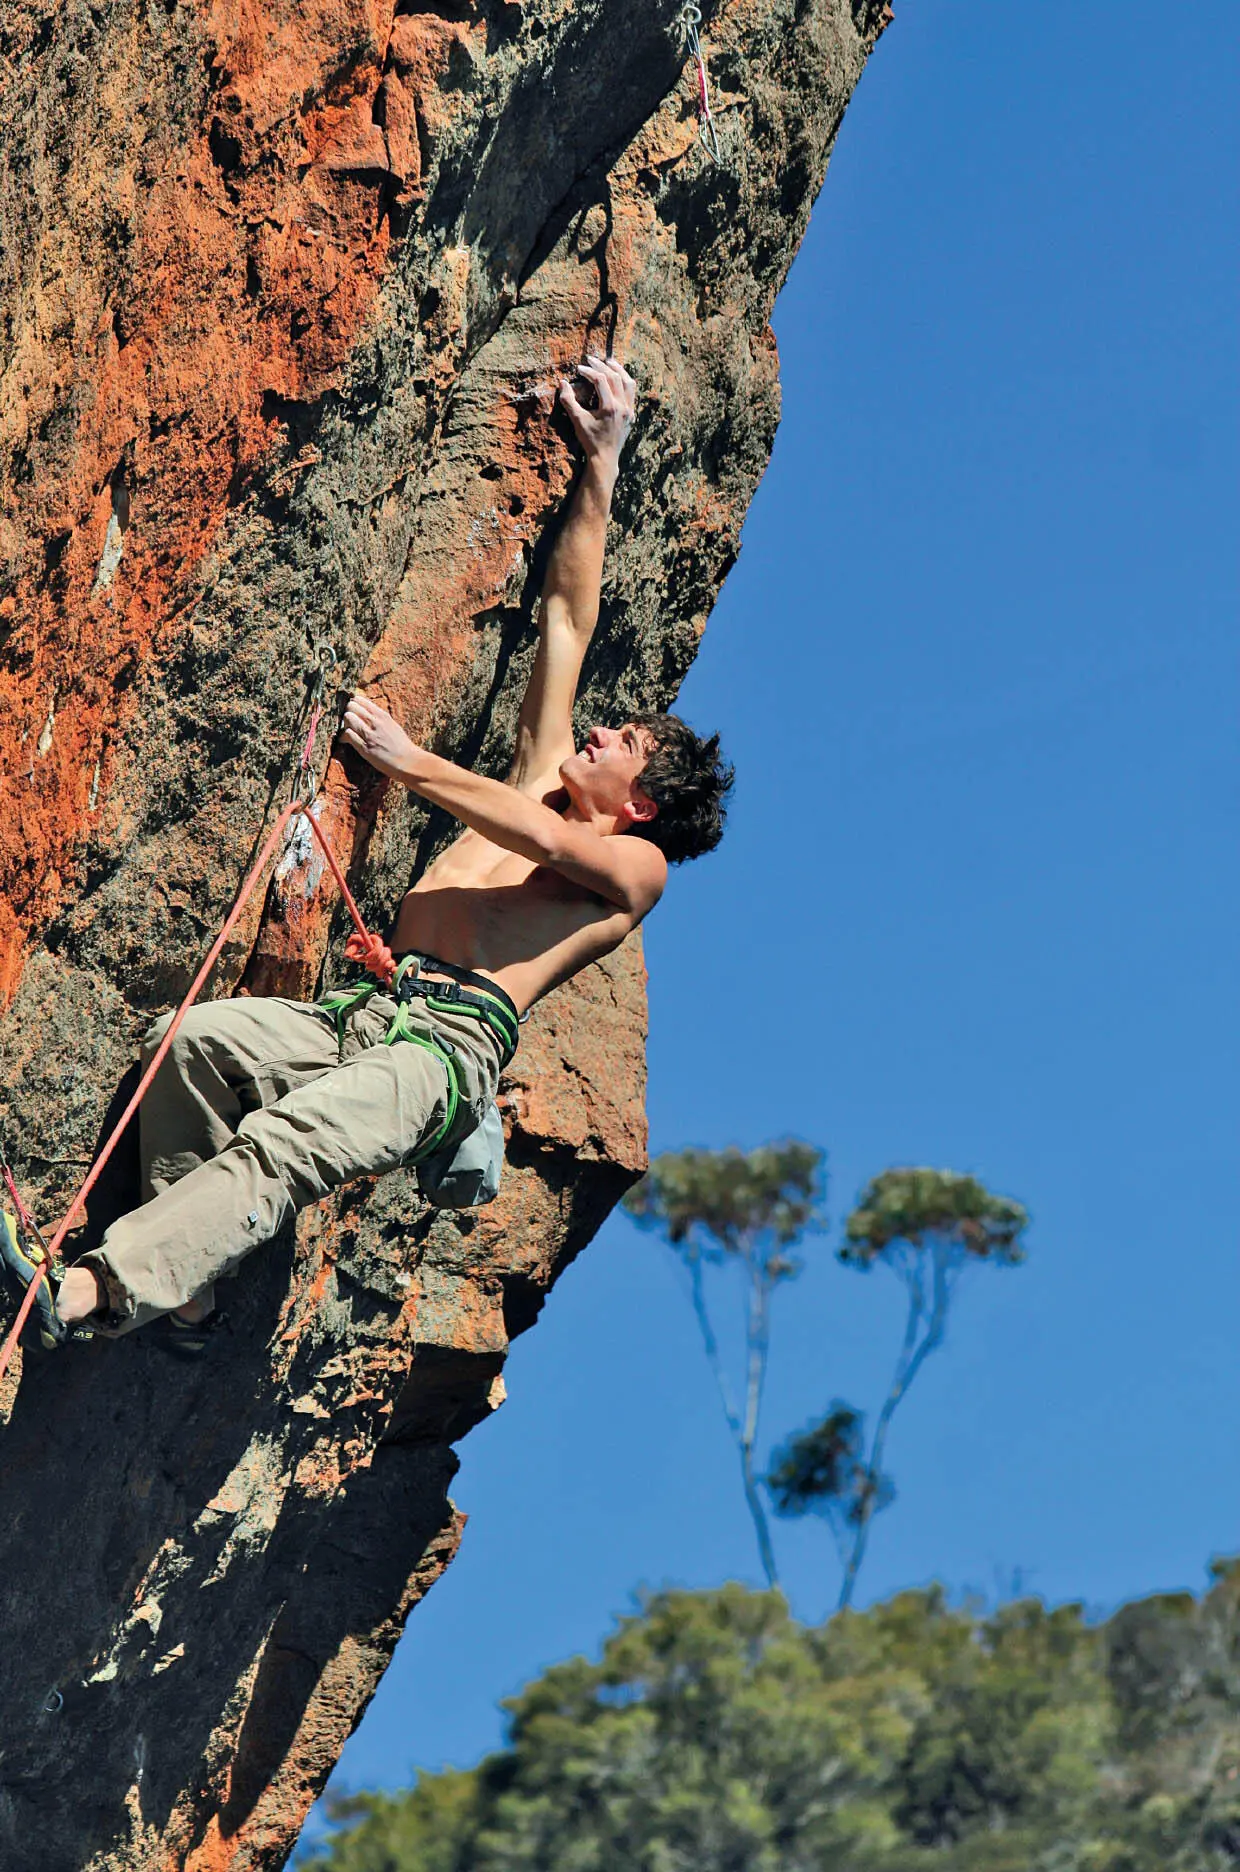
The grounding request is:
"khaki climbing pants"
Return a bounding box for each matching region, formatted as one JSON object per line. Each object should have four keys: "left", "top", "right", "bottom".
{"left": 80, "top": 990, "right": 504, "bottom": 1334}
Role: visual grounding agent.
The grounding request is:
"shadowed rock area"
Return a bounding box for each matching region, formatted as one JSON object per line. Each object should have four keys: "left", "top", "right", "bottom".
{"left": 0, "top": 0, "right": 889, "bottom": 1864}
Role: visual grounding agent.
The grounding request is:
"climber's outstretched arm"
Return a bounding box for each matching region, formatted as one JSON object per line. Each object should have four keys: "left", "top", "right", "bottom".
{"left": 507, "top": 356, "right": 637, "bottom": 800}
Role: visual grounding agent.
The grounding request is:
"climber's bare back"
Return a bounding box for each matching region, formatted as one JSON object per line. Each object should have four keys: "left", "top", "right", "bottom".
{"left": 389, "top": 824, "right": 639, "bottom": 1016}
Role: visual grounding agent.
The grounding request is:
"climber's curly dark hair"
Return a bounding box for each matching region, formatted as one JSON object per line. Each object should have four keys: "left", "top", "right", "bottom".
{"left": 628, "top": 712, "right": 734, "bottom": 865}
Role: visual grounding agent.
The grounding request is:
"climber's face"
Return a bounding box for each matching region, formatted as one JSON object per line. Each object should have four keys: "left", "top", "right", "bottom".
{"left": 560, "top": 723, "right": 658, "bottom": 831}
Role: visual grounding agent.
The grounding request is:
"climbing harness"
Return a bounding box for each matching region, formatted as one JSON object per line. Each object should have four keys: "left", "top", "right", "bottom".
{"left": 319, "top": 952, "right": 519, "bottom": 1064}
{"left": 678, "top": 4, "right": 722, "bottom": 163}
{"left": 318, "top": 951, "right": 519, "bottom": 1172}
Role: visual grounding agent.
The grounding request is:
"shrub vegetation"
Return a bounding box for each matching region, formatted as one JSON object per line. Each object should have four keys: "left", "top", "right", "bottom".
{"left": 303, "top": 1562, "right": 1240, "bottom": 1871}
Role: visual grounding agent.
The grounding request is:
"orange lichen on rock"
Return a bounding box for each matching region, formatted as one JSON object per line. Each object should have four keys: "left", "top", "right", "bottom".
{"left": 0, "top": 0, "right": 406, "bottom": 996}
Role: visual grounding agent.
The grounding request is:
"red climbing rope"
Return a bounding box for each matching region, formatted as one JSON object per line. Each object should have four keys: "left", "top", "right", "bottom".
{"left": 0, "top": 794, "right": 388, "bottom": 1386}
{"left": 1, "top": 1158, "right": 34, "bottom": 1236}
{"left": 291, "top": 645, "right": 395, "bottom": 986}
{"left": 343, "top": 927, "right": 396, "bottom": 984}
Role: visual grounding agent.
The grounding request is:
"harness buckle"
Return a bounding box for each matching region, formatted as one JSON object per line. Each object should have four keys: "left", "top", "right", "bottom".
{"left": 398, "top": 972, "right": 460, "bottom": 1006}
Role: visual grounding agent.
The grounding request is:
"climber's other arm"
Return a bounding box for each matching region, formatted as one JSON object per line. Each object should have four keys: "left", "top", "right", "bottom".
{"left": 340, "top": 696, "right": 665, "bottom": 916}
{"left": 507, "top": 356, "right": 637, "bottom": 799}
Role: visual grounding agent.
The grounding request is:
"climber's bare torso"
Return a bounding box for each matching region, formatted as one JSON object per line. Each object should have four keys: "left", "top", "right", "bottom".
{"left": 390, "top": 828, "right": 636, "bottom": 1017}
{"left": 342, "top": 357, "right": 666, "bottom": 1020}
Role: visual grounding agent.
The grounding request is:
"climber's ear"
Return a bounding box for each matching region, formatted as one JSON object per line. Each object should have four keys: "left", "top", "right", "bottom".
{"left": 622, "top": 788, "right": 657, "bottom": 828}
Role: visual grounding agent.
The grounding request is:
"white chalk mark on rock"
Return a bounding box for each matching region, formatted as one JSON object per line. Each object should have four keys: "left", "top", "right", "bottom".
{"left": 91, "top": 510, "right": 124, "bottom": 594}
{"left": 275, "top": 800, "right": 327, "bottom": 895}
{"left": 91, "top": 468, "right": 130, "bottom": 596}
{"left": 36, "top": 689, "right": 56, "bottom": 757}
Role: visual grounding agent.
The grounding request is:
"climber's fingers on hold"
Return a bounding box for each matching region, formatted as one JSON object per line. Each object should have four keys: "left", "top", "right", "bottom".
{"left": 340, "top": 693, "right": 418, "bottom": 779}
{"left": 558, "top": 377, "right": 585, "bottom": 423}
{"left": 577, "top": 356, "right": 616, "bottom": 414}
{"left": 595, "top": 355, "right": 635, "bottom": 397}
{"left": 559, "top": 357, "right": 635, "bottom": 455}
{"left": 558, "top": 378, "right": 595, "bottom": 450}
{"left": 611, "top": 361, "right": 636, "bottom": 421}
{"left": 591, "top": 355, "right": 637, "bottom": 425}
{"left": 342, "top": 691, "right": 385, "bottom": 748}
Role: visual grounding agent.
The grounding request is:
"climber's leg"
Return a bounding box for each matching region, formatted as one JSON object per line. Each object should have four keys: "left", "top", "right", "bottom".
{"left": 136, "top": 996, "right": 345, "bottom": 1200}
{"left": 58, "top": 996, "right": 350, "bottom": 1331}
{"left": 81, "top": 1027, "right": 471, "bottom": 1333}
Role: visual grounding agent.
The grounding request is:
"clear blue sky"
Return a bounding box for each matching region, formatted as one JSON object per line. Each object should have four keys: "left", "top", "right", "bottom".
{"left": 300, "top": 0, "right": 1237, "bottom": 1844}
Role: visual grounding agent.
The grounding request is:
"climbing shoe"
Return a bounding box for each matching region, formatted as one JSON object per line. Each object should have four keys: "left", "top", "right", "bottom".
{"left": 0, "top": 1210, "right": 74, "bottom": 1351}
{"left": 149, "top": 1308, "right": 229, "bottom": 1359}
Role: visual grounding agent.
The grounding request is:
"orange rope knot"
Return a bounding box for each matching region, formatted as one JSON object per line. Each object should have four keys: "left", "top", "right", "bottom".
{"left": 344, "top": 929, "right": 396, "bottom": 986}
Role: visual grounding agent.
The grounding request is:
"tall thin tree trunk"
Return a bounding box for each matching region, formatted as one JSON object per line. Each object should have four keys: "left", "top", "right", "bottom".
{"left": 838, "top": 1244, "right": 955, "bottom": 1611}
{"left": 741, "top": 1254, "right": 779, "bottom": 1588}
{"left": 686, "top": 1249, "right": 779, "bottom": 1589}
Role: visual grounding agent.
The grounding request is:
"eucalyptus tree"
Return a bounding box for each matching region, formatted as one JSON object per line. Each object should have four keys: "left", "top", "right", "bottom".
{"left": 623, "top": 1141, "right": 825, "bottom": 1588}
{"left": 768, "top": 1167, "right": 1028, "bottom": 1610}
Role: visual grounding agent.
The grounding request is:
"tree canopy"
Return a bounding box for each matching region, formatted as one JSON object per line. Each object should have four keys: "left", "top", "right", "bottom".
{"left": 841, "top": 1169, "right": 1028, "bottom": 1270}
{"left": 623, "top": 1141, "right": 825, "bottom": 1261}
{"left": 302, "top": 1564, "right": 1240, "bottom": 1872}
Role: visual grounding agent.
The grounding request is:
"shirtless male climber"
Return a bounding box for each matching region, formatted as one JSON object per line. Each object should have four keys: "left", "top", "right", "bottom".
{"left": 2, "top": 355, "right": 733, "bottom": 1353}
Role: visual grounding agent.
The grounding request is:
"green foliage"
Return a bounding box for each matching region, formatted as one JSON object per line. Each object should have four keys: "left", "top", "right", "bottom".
{"left": 624, "top": 1140, "right": 825, "bottom": 1264}
{"left": 841, "top": 1168, "right": 1028, "bottom": 1270}
{"left": 767, "top": 1404, "right": 872, "bottom": 1521}
{"left": 301, "top": 1774, "right": 479, "bottom": 1872}
{"left": 302, "top": 1567, "right": 1240, "bottom": 1872}
{"left": 767, "top": 1403, "right": 894, "bottom": 1568}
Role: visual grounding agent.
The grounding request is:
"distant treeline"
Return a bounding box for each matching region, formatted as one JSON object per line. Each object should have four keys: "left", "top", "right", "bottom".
{"left": 302, "top": 1561, "right": 1240, "bottom": 1871}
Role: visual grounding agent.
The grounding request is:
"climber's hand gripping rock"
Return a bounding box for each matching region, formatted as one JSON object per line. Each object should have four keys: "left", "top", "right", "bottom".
{"left": 558, "top": 356, "right": 636, "bottom": 469}
{"left": 340, "top": 692, "right": 421, "bottom": 782}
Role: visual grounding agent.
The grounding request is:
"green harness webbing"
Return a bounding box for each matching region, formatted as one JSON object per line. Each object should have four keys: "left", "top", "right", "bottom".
{"left": 318, "top": 956, "right": 517, "bottom": 1164}
{"left": 318, "top": 974, "right": 382, "bottom": 1049}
